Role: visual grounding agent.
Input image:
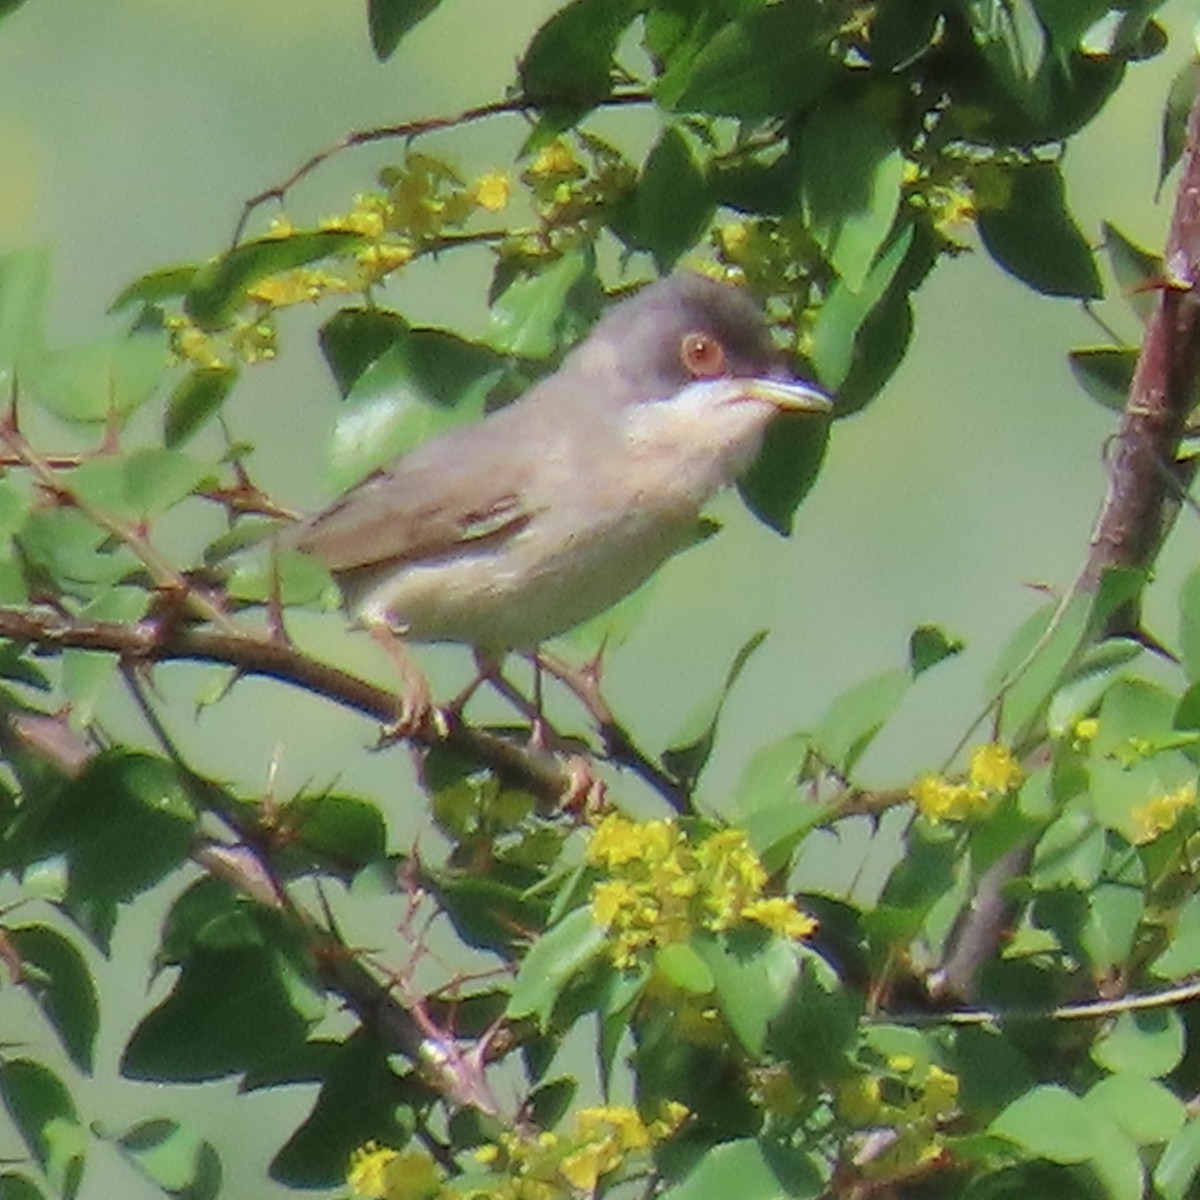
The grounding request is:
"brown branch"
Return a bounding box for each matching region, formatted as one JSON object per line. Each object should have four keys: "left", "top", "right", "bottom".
{"left": 231, "top": 90, "right": 654, "bottom": 245}
{"left": 0, "top": 606, "right": 573, "bottom": 805}
{"left": 1081, "top": 79, "right": 1200, "bottom": 599}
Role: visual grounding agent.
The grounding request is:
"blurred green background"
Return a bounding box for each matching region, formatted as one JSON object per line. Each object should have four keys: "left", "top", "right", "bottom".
{"left": 0, "top": 1, "right": 1195, "bottom": 1194}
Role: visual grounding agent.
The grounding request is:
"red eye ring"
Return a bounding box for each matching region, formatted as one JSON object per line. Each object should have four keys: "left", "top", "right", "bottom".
{"left": 680, "top": 331, "right": 726, "bottom": 378}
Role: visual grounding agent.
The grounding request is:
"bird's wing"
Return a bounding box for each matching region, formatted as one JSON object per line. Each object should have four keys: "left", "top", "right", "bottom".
{"left": 293, "top": 417, "right": 546, "bottom": 573}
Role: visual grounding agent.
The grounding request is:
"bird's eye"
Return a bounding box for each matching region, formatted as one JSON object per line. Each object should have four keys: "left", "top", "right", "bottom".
{"left": 680, "top": 331, "right": 726, "bottom": 378}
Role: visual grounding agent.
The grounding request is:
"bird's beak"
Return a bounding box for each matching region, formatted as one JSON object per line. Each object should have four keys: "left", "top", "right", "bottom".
{"left": 742, "top": 377, "right": 833, "bottom": 414}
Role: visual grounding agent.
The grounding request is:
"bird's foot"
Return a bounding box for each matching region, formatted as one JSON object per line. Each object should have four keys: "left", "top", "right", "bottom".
{"left": 366, "top": 622, "right": 448, "bottom": 743}
{"left": 560, "top": 754, "right": 608, "bottom": 815}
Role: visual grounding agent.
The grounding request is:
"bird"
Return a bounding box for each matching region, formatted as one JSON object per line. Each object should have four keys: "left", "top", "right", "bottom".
{"left": 292, "top": 270, "right": 832, "bottom": 728}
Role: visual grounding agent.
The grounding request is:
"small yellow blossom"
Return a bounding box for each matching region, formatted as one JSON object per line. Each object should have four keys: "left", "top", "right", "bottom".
{"left": 246, "top": 268, "right": 325, "bottom": 307}
{"left": 526, "top": 140, "right": 584, "bottom": 180}
{"left": 911, "top": 775, "right": 988, "bottom": 823}
{"left": 347, "top": 1146, "right": 441, "bottom": 1200}
{"left": 919, "top": 1065, "right": 960, "bottom": 1118}
{"left": 1131, "top": 781, "right": 1197, "bottom": 844}
{"left": 740, "top": 896, "right": 819, "bottom": 940}
{"left": 968, "top": 742, "right": 1024, "bottom": 794}
{"left": 474, "top": 170, "right": 510, "bottom": 212}
{"left": 837, "top": 1075, "right": 883, "bottom": 1125}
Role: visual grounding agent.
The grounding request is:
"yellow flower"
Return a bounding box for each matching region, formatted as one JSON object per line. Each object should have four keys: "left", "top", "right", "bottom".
{"left": 740, "top": 896, "right": 818, "bottom": 940}
{"left": 1074, "top": 717, "right": 1099, "bottom": 742}
{"left": 590, "top": 879, "right": 641, "bottom": 929}
{"left": 919, "top": 1065, "right": 960, "bottom": 1118}
{"left": 347, "top": 1146, "right": 441, "bottom": 1200}
{"left": 837, "top": 1075, "right": 883, "bottom": 1125}
{"left": 1131, "top": 781, "right": 1197, "bottom": 845}
{"left": 474, "top": 171, "right": 510, "bottom": 212}
{"left": 911, "top": 774, "right": 987, "bottom": 823}
{"left": 526, "top": 140, "right": 583, "bottom": 180}
{"left": 968, "top": 743, "right": 1024, "bottom": 794}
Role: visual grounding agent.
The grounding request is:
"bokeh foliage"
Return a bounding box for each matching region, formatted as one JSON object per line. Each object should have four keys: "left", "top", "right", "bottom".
{"left": 0, "top": 2, "right": 1198, "bottom": 1199}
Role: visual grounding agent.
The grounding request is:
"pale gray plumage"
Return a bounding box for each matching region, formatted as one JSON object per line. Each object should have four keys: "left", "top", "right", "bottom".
{"left": 294, "top": 271, "right": 831, "bottom": 650}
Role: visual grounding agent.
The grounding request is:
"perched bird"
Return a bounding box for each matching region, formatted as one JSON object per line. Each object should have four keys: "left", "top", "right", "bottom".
{"left": 294, "top": 270, "right": 831, "bottom": 723}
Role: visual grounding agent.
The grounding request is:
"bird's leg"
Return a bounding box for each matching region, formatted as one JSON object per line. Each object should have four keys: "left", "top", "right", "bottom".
{"left": 461, "top": 650, "right": 555, "bottom": 751}
{"left": 365, "top": 620, "right": 443, "bottom": 738}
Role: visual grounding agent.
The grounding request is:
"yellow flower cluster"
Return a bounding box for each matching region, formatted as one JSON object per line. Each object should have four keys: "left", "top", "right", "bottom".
{"left": 476, "top": 1104, "right": 687, "bottom": 1199}
{"left": 836, "top": 1060, "right": 960, "bottom": 1179}
{"left": 348, "top": 1106, "right": 687, "bottom": 1200}
{"left": 348, "top": 1145, "right": 441, "bottom": 1200}
{"left": 586, "top": 814, "right": 817, "bottom": 969}
{"left": 911, "top": 743, "right": 1024, "bottom": 824}
{"left": 1131, "top": 781, "right": 1197, "bottom": 845}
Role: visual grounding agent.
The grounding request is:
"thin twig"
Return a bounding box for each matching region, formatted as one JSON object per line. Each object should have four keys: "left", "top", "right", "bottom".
{"left": 231, "top": 90, "right": 653, "bottom": 244}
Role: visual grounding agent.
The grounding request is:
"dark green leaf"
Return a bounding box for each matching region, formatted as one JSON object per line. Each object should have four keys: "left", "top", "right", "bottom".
{"left": 526, "top": 1078, "right": 578, "bottom": 1130}
{"left": 1160, "top": 60, "right": 1200, "bottom": 193}
{"left": 0, "top": 1174, "right": 47, "bottom": 1200}
{"left": 328, "top": 325, "right": 508, "bottom": 490}
{"left": 738, "top": 409, "right": 830, "bottom": 535}
{"left": 1101, "top": 221, "right": 1160, "bottom": 320}
{"left": 367, "top": 0, "right": 444, "bottom": 60}
{"left": 662, "top": 630, "right": 767, "bottom": 787}
{"left": 271, "top": 1031, "right": 414, "bottom": 1188}
{"left": 802, "top": 104, "right": 903, "bottom": 293}
{"left": 834, "top": 285, "right": 915, "bottom": 416}
{"left": 636, "top": 127, "right": 712, "bottom": 271}
{"left": 433, "top": 874, "right": 549, "bottom": 955}
{"left": 1068, "top": 347, "right": 1137, "bottom": 411}
{"left": 319, "top": 306, "right": 409, "bottom": 397}
{"left": 668, "top": 2, "right": 833, "bottom": 119}
{"left": 519, "top": 0, "right": 637, "bottom": 110}
{"left": 9, "top": 925, "right": 99, "bottom": 1073}
{"left": 1178, "top": 564, "right": 1200, "bottom": 683}
{"left": 280, "top": 793, "right": 386, "bottom": 873}
{"left": 165, "top": 366, "right": 237, "bottom": 446}
{"left": 768, "top": 946, "right": 860, "bottom": 1082}
{"left": 696, "top": 932, "right": 799, "bottom": 1057}
{"left": 910, "top": 625, "right": 965, "bottom": 676}
{"left": 1030, "top": 0, "right": 1113, "bottom": 55}
{"left": 185, "top": 231, "right": 365, "bottom": 330}
{"left": 1150, "top": 893, "right": 1200, "bottom": 980}
{"left": 488, "top": 249, "right": 601, "bottom": 358}
{"left": 978, "top": 163, "right": 1102, "bottom": 299}
{"left": 0, "top": 1060, "right": 86, "bottom": 1197}
{"left": 109, "top": 264, "right": 199, "bottom": 313}
{"left": 122, "top": 945, "right": 313, "bottom": 1081}
{"left": 13, "top": 751, "right": 196, "bottom": 907}
{"left": 115, "top": 1119, "right": 222, "bottom": 1200}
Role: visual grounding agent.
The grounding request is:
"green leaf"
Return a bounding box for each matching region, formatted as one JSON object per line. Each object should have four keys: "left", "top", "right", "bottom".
{"left": 810, "top": 225, "right": 913, "bottom": 388}
{"left": 655, "top": 942, "right": 715, "bottom": 996}
{"left": 1084, "top": 1074, "right": 1185, "bottom": 1147}
{"left": 1077, "top": 883, "right": 1141, "bottom": 972}
{"left": 526, "top": 1077, "right": 577, "bottom": 1131}
{"left": 1067, "top": 347, "right": 1137, "bottom": 412}
{"left": 660, "top": 1137, "right": 823, "bottom": 1200}
{"left": 1151, "top": 893, "right": 1200, "bottom": 980}
{"left": 696, "top": 933, "right": 799, "bottom": 1057}
{"left": 29, "top": 331, "right": 167, "bottom": 424}
{"left": 367, "top": 0, "right": 444, "bottom": 60}
{"left": 63, "top": 588, "right": 149, "bottom": 725}
{"left": 738, "top": 407, "right": 830, "bottom": 535}
{"left": 1155, "top": 1118, "right": 1200, "bottom": 1200}
{"left": 812, "top": 667, "right": 909, "bottom": 773}
{"left": 768, "top": 946, "right": 859, "bottom": 1081}
{"left": 0, "top": 1059, "right": 86, "bottom": 1198}
{"left": 636, "top": 127, "right": 712, "bottom": 271}
{"left": 281, "top": 793, "right": 386, "bottom": 873}
{"left": 433, "top": 874, "right": 549, "bottom": 955}
{"left": 185, "top": 231, "right": 365, "bottom": 330}
{"left": 109, "top": 263, "right": 199, "bottom": 313}
{"left": 270, "top": 1031, "right": 414, "bottom": 1188}
{"left": 802, "top": 105, "right": 904, "bottom": 293}
{"left": 1101, "top": 221, "right": 1160, "bottom": 321}
{"left": 0, "top": 247, "right": 48, "bottom": 384}
{"left": 735, "top": 731, "right": 810, "bottom": 816}
{"left": 16, "top": 751, "right": 195, "bottom": 907}
{"left": 122, "top": 944, "right": 313, "bottom": 1081}
{"left": 991, "top": 1084, "right": 1119, "bottom": 1163}
{"left": 1031, "top": 797, "right": 1104, "bottom": 890}
{"left": 9, "top": 925, "right": 99, "bottom": 1073}
{"left": 1159, "top": 59, "right": 1200, "bottom": 192}
{"left": 165, "top": 366, "right": 237, "bottom": 446}
{"left": 1091, "top": 1008, "right": 1184, "bottom": 1078}
{"left": 910, "top": 624, "right": 965, "bottom": 676}
{"left": 71, "top": 447, "right": 208, "bottom": 521}
{"left": 114, "top": 1119, "right": 222, "bottom": 1200}
{"left": 1178, "top": 564, "right": 1200, "bottom": 683}
{"left": 978, "top": 163, "right": 1102, "bottom": 299}
{"left": 328, "top": 325, "right": 507, "bottom": 490}
{"left": 662, "top": 630, "right": 767, "bottom": 788}
{"left": 488, "top": 250, "right": 600, "bottom": 359}
{"left": 668, "top": 3, "right": 833, "bottom": 119}
{"left": 506, "top": 906, "right": 605, "bottom": 1024}
{"left": 1030, "top": 0, "right": 1113, "bottom": 54}
{"left": 518, "top": 0, "right": 637, "bottom": 110}
{"left": 318, "top": 306, "right": 409, "bottom": 396}
{"left": 0, "top": 1174, "right": 47, "bottom": 1200}
{"left": 18, "top": 507, "right": 134, "bottom": 592}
